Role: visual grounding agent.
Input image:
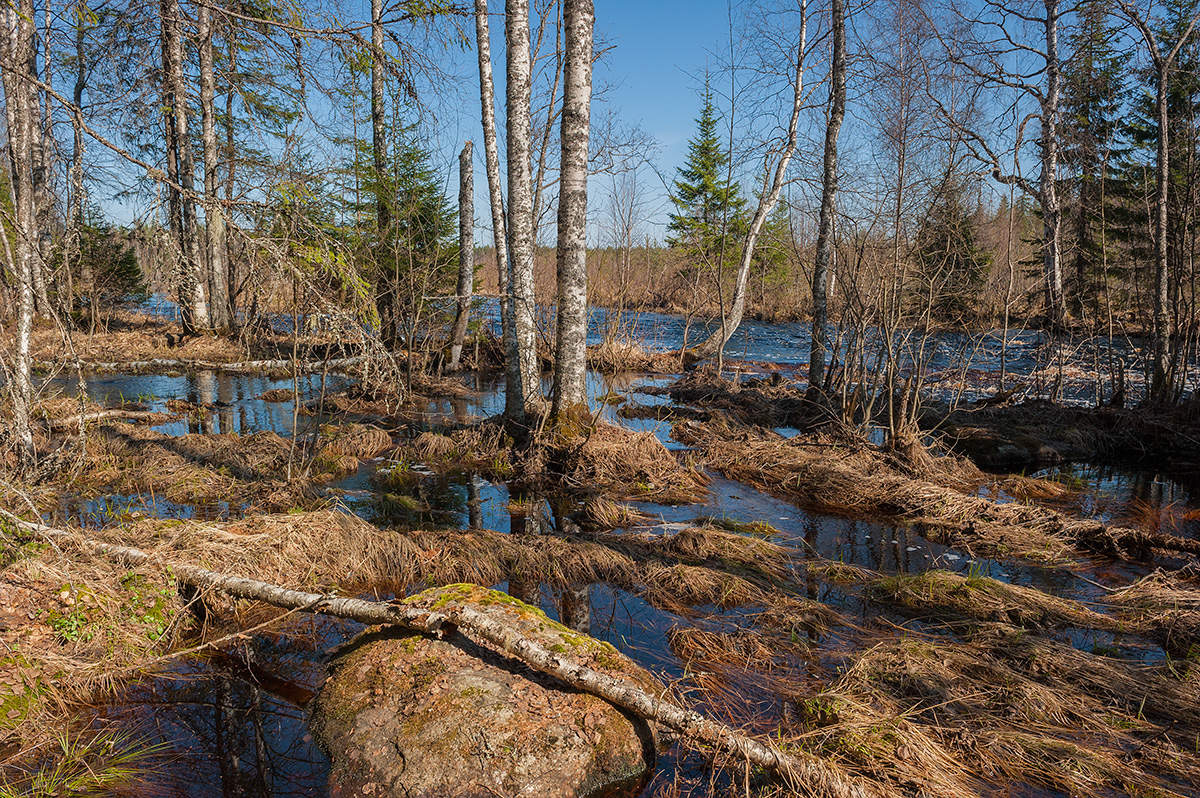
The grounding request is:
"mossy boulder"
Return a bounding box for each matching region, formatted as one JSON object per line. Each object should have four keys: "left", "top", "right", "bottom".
{"left": 309, "top": 584, "right": 658, "bottom": 798}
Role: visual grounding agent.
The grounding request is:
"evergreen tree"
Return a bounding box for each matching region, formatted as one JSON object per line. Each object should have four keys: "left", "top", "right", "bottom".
{"left": 1114, "top": 0, "right": 1200, "bottom": 330}
{"left": 349, "top": 123, "right": 458, "bottom": 344}
{"left": 667, "top": 83, "right": 746, "bottom": 270}
{"left": 914, "top": 171, "right": 990, "bottom": 323}
{"left": 1060, "top": 0, "right": 1128, "bottom": 316}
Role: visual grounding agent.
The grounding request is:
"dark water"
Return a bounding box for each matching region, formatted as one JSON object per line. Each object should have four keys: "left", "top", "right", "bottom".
{"left": 40, "top": 362, "right": 1197, "bottom": 797}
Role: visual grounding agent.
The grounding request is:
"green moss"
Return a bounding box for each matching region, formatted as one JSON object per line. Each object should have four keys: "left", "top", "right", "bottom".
{"left": 0, "top": 653, "right": 47, "bottom": 730}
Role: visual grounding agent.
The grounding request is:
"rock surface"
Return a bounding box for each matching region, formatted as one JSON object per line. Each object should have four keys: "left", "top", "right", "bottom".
{"left": 310, "top": 584, "right": 659, "bottom": 798}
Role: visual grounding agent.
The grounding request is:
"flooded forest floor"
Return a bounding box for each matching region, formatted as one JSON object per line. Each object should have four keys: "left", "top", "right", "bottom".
{"left": 3, "top": 313, "right": 1200, "bottom": 797}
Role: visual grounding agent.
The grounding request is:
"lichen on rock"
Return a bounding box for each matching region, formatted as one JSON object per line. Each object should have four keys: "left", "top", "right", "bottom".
{"left": 309, "top": 584, "right": 659, "bottom": 798}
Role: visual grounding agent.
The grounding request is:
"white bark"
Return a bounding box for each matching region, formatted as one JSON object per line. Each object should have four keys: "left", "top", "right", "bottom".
{"left": 473, "top": 1, "right": 514, "bottom": 368}
{"left": 504, "top": 0, "right": 542, "bottom": 422}
{"left": 2, "top": 0, "right": 37, "bottom": 466}
{"left": 68, "top": 1, "right": 89, "bottom": 308}
{"left": 550, "top": 0, "right": 594, "bottom": 416}
{"left": 370, "top": 0, "right": 394, "bottom": 345}
{"left": 161, "top": 0, "right": 209, "bottom": 333}
{"left": 1040, "top": 0, "right": 1064, "bottom": 330}
{"left": 449, "top": 141, "right": 475, "bottom": 372}
{"left": 1115, "top": 2, "right": 1200, "bottom": 400}
{"left": 809, "top": 0, "right": 846, "bottom": 391}
{"left": 688, "top": 3, "right": 807, "bottom": 362}
{"left": 199, "top": 2, "right": 231, "bottom": 331}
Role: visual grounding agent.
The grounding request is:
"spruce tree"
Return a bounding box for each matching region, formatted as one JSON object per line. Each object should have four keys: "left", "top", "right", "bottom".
{"left": 667, "top": 83, "right": 746, "bottom": 270}
{"left": 1060, "top": 0, "right": 1128, "bottom": 316}
{"left": 914, "top": 171, "right": 990, "bottom": 323}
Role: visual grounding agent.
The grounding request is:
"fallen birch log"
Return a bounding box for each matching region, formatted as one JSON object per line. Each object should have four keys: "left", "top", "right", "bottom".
{"left": 0, "top": 509, "right": 878, "bottom": 798}
{"left": 36, "top": 356, "right": 365, "bottom": 375}
{"left": 42, "top": 410, "right": 169, "bottom": 429}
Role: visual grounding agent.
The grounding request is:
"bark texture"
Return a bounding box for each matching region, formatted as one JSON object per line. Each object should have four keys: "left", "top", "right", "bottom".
{"left": 1040, "top": 0, "right": 1064, "bottom": 330}
{"left": 162, "top": 0, "right": 209, "bottom": 332}
{"left": 199, "top": 2, "right": 231, "bottom": 331}
{"left": 551, "top": 0, "right": 594, "bottom": 416}
{"left": 504, "top": 0, "right": 542, "bottom": 423}
{"left": 808, "top": 0, "right": 846, "bottom": 391}
{"left": 449, "top": 142, "right": 476, "bottom": 372}
{"left": 2, "top": 0, "right": 38, "bottom": 466}
{"left": 370, "top": 0, "right": 394, "bottom": 346}
{"left": 473, "top": 1, "right": 514, "bottom": 368}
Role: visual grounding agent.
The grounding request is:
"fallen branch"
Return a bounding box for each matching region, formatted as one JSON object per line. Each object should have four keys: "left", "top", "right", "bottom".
{"left": 35, "top": 356, "right": 365, "bottom": 375}
{"left": 0, "top": 509, "right": 878, "bottom": 798}
{"left": 42, "top": 410, "right": 169, "bottom": 429}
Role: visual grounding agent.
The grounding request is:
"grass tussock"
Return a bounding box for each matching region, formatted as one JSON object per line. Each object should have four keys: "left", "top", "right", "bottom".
{"left": 62, "top": 420, "right": 391, "bottom": 511}
{"left": 581, "top": 497, "right": 656, "bottom": 529}
{"left": 554, "top": 420, "right": 709, "bottom": 504}
{"left": 805, "top": 629, "right": 1200, "bottom": 797}
{"left": 30, "top": 315, "right": 246, "bottom": 366}
{"left": 1110, "top": 568, "right": 1200, "bottom": 658}
{"left": 866, "top": 568, "right": 1125, "bottom": 632}
{"left": 586, "top": 339, "right": 680, "bottom": 374}
{"left": 678, "top": 417, "right": 1190, "bottom": 563}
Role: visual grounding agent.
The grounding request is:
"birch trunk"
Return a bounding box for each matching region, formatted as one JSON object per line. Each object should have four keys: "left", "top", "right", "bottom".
{"left": 370, "top": 0, "right": 394, "bottom": 346}
{"left": 27, "top": 0, "right": 49, "bottom": 314}
{"left": 199, "top": 2, "right": 231, "bottom": 331}
{"left": 550, "top": 0, "right": 594, "bottom": 417}
{"left": 161, "top": 0, "right": 208, "bottom": 333}
{"left": 69, "top": 1, "right": 89, "bottom": 310}
{"left": 1040, "top": 0, "right": 1064, "bottom": 331}
{"left": 473, "top": 0, "right": 513, "bottom": 371}
{"left": 808, "top": 0, "right": 846, "bottom": 391}
{"left": 449, "top": 141, "right": 475, "bottom": 372}
{"left": 505, "top": 0, "right": 542, "bottom": 423}
{"left": 687, "top": 5, "right": 806, "bottom": 363}
{"left": 1150, "top": 70, "right": 1171, "bottom": 399}
{"left": 3, "top": 509, "right": 882, "bottom": 798}
{"left": 2, "top": 0, "right": 37, "bottom": 467}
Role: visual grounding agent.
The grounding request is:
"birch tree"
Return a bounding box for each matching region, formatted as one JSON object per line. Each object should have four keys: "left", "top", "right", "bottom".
{"left": 2, "top": 0, "right": 38, "bottom": 466}
{"left": 473, "top": 0, "right": 514, "bottom": 369}
{"left": 161, "top": 0, "right": 209, "bottom": 332}
{"left": 371, "top": 0, "right": 393, "bottom": 345}
{"left": 550, "top": 0, "right": 594, "bottom": 417}
{"left": 808, "top": 0, "right": 847, "bottom": 391}
{"left": 505, "top": 0, "right": 543, "bottom": 424}
{"left": 932, "top": 0, "right": 1067, "bottom": 329}
{"left": 199, "top": 1, "right": 230, "bottom": 330}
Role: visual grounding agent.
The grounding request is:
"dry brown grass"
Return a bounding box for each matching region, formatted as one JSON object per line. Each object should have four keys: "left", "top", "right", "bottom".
{"left": 865, "top": 568, "right": 1126, "bottom": 632}
{"left": 1110, "top": 568, "right": 1200, "bottom": 657}
{"left": 555, "top": 420, "right": 709, "bottom": 504}
{"left": 678, "top": 417, "right": 1195, "bottom": 563}
{"left": 30, "top": 316, "right": 246, "bottom": 365}
{"left": 586, "top": 339, "right": 681, "bottom": 374}
{"left": 803, "top": 627, "right": 1200, "bottom": 797}
{"left": 581, "top": 497, "right": 656, "bottom": 529}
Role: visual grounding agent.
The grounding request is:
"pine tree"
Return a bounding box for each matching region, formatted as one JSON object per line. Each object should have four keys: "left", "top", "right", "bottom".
{"left": 667, "top": 83, "right": 746, "bottom": 269}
